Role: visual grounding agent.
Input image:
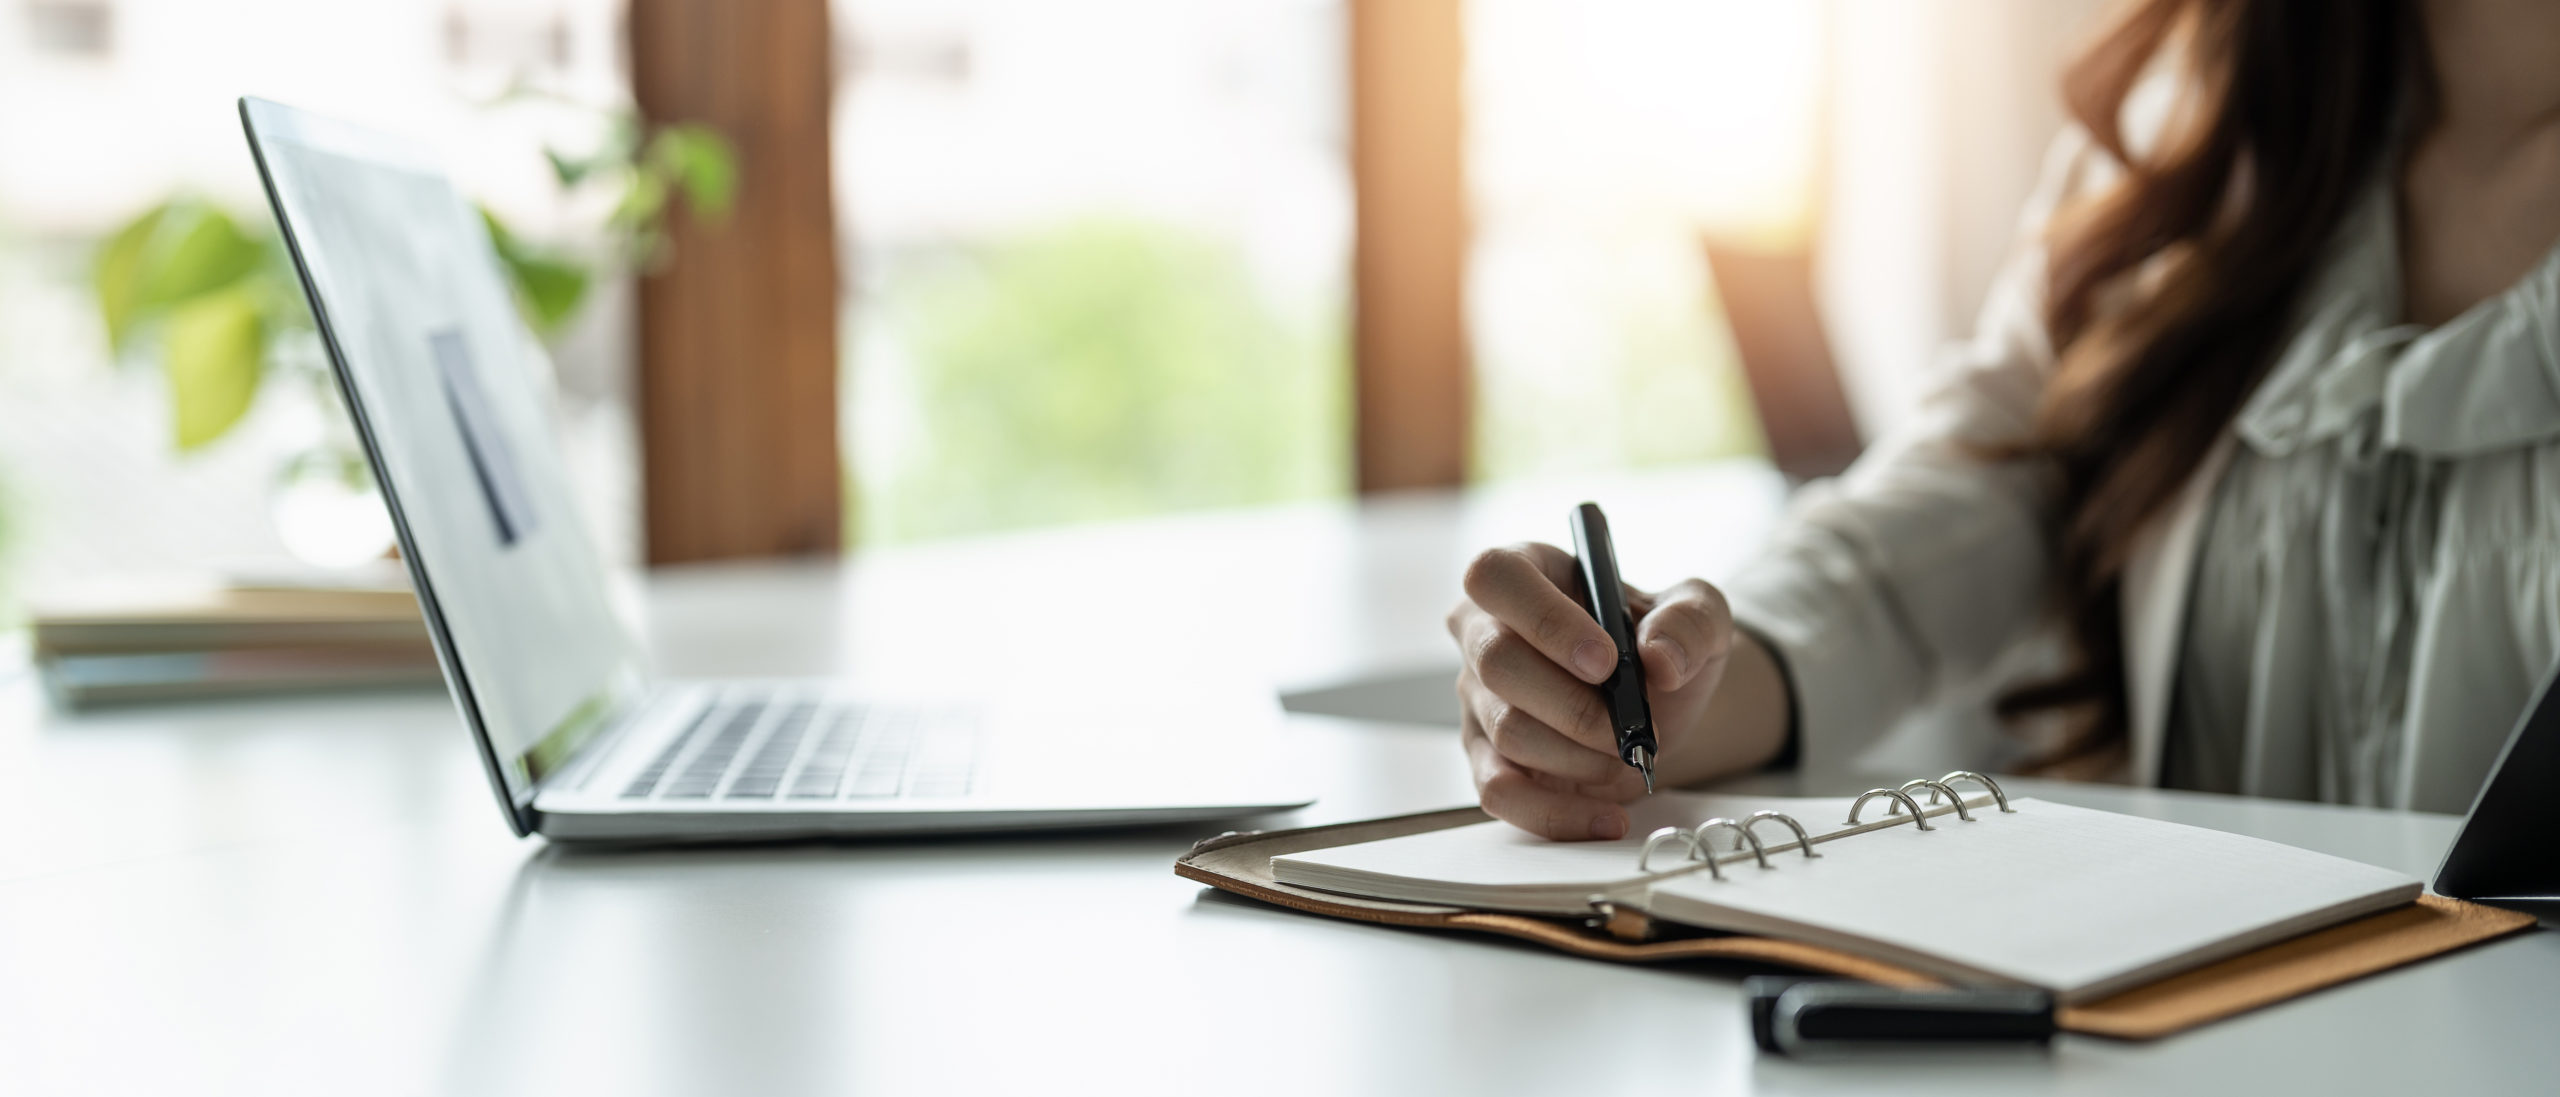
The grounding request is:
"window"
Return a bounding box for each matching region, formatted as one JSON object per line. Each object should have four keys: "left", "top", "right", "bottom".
{"left": 0, "top": 0, "right": 629, "bottom": 612}
{"left": 1466, "top": 0, "right": 1823, "bottom": 480}
{"left": 834, "top": 0, "right": 1351, "bottom": 544}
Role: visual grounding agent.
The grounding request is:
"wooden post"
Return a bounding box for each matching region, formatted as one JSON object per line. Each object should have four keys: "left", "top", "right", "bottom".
{"left": 1706, "top": 241, "right": 1862, "bottom": 483}
{"left": 1349, "top": 0, "right": 1470, "bottom": 492}
{"left": 629, "top": 0, "right": 842, "bottom": 562}
{"left": 1707, "top": 9, "right": 1861, "bottom": 484}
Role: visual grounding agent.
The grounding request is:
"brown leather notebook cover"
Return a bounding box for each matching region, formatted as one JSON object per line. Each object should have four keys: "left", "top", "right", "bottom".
{"left": 1175, "top": 807, "right": 2538, "bottom": 1040}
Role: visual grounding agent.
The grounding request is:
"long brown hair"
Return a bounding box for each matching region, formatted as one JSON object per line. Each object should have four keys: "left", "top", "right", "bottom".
{"left": 2001, "top": 0, "right": 2418, "bottom": 770}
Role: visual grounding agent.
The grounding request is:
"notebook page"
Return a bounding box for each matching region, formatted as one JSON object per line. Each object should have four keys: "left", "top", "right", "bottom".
{"left": 1271, "top": 793, "right": 1839, "bottom": 911}
{"left": 1642, "top": 798, "right": 2420, "bottom": 1002}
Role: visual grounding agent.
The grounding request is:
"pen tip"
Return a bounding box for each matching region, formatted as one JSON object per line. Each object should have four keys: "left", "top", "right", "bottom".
{"left": 1630, "top": 745, "right": 1655, "bottom": 795}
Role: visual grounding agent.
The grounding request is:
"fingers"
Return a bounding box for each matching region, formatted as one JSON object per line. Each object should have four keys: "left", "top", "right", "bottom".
{"left": 1450, "top": 547, "right": 1743, "bottom": 839}
{"left": 1632, "top": 578, "right": 1734, "bottom": 690}
{"left": 1454, "top": 612, "right": 1618, "bottom": 755}
{"left": 1458, "top": 669, "right": 1622, "bottom": 782}
{"left": 1464, "top": 717, "right": 1632, "bottom": 841}
{"left": 1460, "top": 543, "right": 1616, "bottom": 684}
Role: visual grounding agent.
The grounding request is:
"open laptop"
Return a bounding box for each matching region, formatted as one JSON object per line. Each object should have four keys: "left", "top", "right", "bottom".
{"left": 238, "top": 97, "right": 1312, "bottom": 841}
{"left": 2434, "top": 657, "right": 2560, "bottom": 921}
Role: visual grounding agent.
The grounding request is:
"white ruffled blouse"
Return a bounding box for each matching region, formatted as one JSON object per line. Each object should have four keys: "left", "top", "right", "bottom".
{"left": 1726, "top": 126, "right": 2560, "bottom": 814}
{"left": 2165, "top": 172, "right": 2560, "bottom": 811}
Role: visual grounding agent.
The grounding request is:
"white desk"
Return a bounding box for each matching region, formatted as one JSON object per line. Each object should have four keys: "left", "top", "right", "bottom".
{"left": 1, "top": 463, "right": 2551, "bottom": 1096}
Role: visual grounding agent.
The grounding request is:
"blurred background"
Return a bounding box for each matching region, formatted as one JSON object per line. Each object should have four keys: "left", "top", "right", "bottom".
{"left": 0, "top": 0, "right": 2104, "bottom": 631}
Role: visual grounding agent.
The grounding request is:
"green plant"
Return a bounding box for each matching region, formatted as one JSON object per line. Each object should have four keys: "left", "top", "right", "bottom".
{"left": 859, "top": 217, "right": 1347, "bottom": 543}
{"left": 544, "top": 116, "right": 737, "bottom": 269}
{"left": 0, "top": 465, "right": 15, "bottom": 626}
{"left": 91, "top": 117, "right": 735, "bottom": 452}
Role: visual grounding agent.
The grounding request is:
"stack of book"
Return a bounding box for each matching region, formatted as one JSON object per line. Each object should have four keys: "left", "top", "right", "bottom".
{"left": 30, "top": 579, "right": 441, "bottom": 707}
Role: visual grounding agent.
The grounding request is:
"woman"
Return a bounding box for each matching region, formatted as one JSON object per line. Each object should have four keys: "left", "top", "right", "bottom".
{"left": 1447, "top": 0, "right": 2560, "bottom": 840}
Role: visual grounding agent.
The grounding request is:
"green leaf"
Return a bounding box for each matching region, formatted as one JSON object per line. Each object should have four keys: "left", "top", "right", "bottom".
{"left": 161, "top": 287, "right": 266, "bottom": 450}
{"left": 93, "top": 204, "right": 169, "bottom": 355}
{"left": 649, "top": 125, "right": 737, "bottom": 220}
{"left": 481, "top": 207, "right": 521, "bottom": 253}
{"left": 613, "top": 169, "right": 670, "bottom": 230}
{"left": 154, "top": 208, "right": 265, "bottom": 302}
{"left": 505, "top": 252, "right": 590, "bottom": 334}
{"left": 480, "top": 208, "right": 592, "bottom": 335}
{"left": 544, "top": 147, "right": 594, "bottom": 188}
{"left": 93, "top": 201, "right": 267, "bottom": 357}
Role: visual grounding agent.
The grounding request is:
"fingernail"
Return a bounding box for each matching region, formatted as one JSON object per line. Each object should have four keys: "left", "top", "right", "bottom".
{"left": 1650, "top": 636, "right": 1688, "bottom": 681}
{"left": 1589, "top": 813, "right": 1627, "bottom": 841}
{"left": 1571, "top": 639, "right": 1615, "bottom": 683}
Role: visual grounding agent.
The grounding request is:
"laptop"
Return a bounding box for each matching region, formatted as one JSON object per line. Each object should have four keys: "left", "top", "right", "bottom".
{"left": 238, "top": 97, "right": 1313, "bottom": 841}
{"left": 2434, "top": 657, "right": 2560, "bottom": 920}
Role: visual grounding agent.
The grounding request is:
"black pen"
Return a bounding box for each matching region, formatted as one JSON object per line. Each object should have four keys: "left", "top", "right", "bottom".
{"left": 1569, "top": 502, "right": 1656, "bottom": 794}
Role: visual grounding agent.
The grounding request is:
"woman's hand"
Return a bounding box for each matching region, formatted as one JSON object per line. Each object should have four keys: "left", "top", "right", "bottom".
{"left": 1448, "top": 542, "right": 1792, "bottom": 840}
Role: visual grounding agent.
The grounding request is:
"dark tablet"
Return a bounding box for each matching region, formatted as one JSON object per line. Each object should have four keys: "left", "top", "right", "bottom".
{"left": 2433, "top": 658, "right": 2560, "bottom": 921}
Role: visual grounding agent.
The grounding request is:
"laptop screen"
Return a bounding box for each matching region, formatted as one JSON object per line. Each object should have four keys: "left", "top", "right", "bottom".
{"left": 243, "top": 100, "right": 642, "bottom": 822}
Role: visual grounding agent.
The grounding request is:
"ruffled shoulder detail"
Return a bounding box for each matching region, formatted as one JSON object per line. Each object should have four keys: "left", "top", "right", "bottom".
{"left": 2236, "top": 179, "right": 2560, "bottom": 459}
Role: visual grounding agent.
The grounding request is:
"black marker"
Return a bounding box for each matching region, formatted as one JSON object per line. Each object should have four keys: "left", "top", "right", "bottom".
{"left": 1569, "top": 502, "right": 1656, "bottom": 794}
{"left": 1747, "top": 977, "right": 2057, "bottom": 1054}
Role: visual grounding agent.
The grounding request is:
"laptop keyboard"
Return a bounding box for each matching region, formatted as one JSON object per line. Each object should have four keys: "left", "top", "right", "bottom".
{"left": 619, "top": 693, "right": 981, "bottom": 802}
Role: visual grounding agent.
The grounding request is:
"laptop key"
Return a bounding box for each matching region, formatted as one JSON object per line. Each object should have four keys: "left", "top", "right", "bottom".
{"left": 908, "top": 776, "right": 970, "bottom": 798}
{"left": 725, "top": 703, "right": 818, "bottom": 799}
{"left": 661, "top": 701, "right": 764, "bottom": 799}
{"left": 785, "top": 705, "right": 865, "bottom": 798}
{"left": 622, "top": 699, "right": 973, "bottom": 804}
{"left": 846, "top": 771, "right": 904, "bottom": 798}
{"left": 622, "top": 703, "right": 724, "bottom": 799}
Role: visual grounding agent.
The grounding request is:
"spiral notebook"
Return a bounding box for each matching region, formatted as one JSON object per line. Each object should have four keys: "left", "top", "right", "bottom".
{"left": 1267, "top": 775, "right": 2423, "bottom": 1005}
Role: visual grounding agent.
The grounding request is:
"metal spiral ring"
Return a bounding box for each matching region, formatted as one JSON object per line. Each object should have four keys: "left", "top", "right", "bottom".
{"left": 1935, "top": 770, "right": 2016, "bottom": 813}
{"left": 1741, "top": 810, "right": 1821, "bottom": 859}
{"left": 1846, "top": 788, "right": 1932, "bottom": 829}
{"left": 1637, "top": 826, "right": 1722, "bottom": 879}
{"left": 1693, "top": 817, "right": 1770, "bottom": 869}
{"left": 1894, "top": 779, "right": 1974, "bottom": 821}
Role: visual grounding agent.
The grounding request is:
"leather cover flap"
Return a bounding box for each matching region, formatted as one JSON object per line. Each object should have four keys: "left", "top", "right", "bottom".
{"left": 1176, "top": 809, "right": 2538, "bottom": 1040}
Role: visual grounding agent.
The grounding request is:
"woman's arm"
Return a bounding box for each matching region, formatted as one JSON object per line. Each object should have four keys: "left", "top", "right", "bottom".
{"left": 1718, "top": 130, "right": 2105, "bottom": 773}
{"left": 1448, "top": 129, "right": 2106, "bottom": 838}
